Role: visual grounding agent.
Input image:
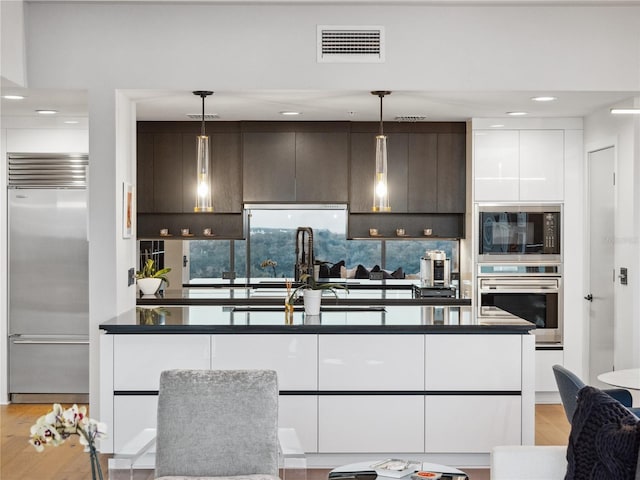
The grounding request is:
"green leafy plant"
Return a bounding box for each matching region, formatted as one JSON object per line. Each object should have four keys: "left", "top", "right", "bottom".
{"left": 136, "top": 259, "right": 172, "bottom": 287}
{"left": 287, "top": 273, "right": 348, "bottom": 306}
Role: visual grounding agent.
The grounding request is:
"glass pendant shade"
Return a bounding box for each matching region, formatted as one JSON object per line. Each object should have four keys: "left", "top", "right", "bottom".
{"left": 371, "top": 90, "right": 391, "bottom": 212}
{"left": 194, "top": 134, "right": 213, "bottom": 212}
{"left": 373, "top": 134, "right": 390, "bottom": 212}
{"left": 193, "top": 90, "right": 214, "bottom": 212}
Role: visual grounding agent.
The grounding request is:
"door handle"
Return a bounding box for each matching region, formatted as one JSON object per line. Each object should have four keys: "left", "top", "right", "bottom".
{"left": 183, "top": 255, "right": 188, "bottom": 267}
{"left": 584, "top": 294, "right": 593, "bottom": 301}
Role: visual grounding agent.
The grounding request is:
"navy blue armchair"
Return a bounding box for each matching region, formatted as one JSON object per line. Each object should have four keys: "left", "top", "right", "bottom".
{"left": 552, "top": 364, "right": 640, "bottom": 423}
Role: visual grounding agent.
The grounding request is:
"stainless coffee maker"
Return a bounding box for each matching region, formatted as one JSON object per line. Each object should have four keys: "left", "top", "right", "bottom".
{"left": 420, "top": 250, "right": 451, "bottom": 288}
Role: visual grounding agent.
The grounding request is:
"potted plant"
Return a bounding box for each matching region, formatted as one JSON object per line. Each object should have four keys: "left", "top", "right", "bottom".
{"left": 136, "top": 259, "right": 171, "bottom": 295}
{"left": 287, "top": 274, "right": 348, "bottom": 315}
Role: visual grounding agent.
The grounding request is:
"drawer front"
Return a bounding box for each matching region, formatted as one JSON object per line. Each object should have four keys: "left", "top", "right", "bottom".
{"left": 211, "top": 334, "right": 317, "bottom": 390}
{"left": 318, "top": 395, "right": 425, "bottom": 453}
{"left": 114, "top": 335, "right": 211, "bottom": 390}
{"left": 319, "top": 334, "right": 424, "bottom": 390}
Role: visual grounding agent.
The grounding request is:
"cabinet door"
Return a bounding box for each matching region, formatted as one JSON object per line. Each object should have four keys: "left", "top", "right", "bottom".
{"left": 113, "top": 395, "right": 158, "bottom": 453}
{"left": 425, "top": 395, "right": 521, "bottom": 452}
{"left": 137, "top": 133, "right": 154, "bottom": 213}
{"left": 182, "top": 133, "right": 198, "bottom": 212}
{"left": 535, "top": 348, "right": 563, "bottom": 392}
{"left": 407, "top": 133, "right": 438, "bottom": 212}
{"left": 349, "top": 133, "right": 375, "bottom": 212}
{"left": 519, "top": 130, "right": 564, "bottom": 201}
{"left": 153, "top": 133, "right": 184, "bottom": 213}
{"left": 318, "top": 334, "right": 424, "bottom": 390}
{"left": 212, "top": 133, "right": 242, "bottom": 212}
{"left": 425, "top": 335, "right": 521, "bottom": 390}
{"left": 387, "top": 133, "right": 409, "bottom": 212}
{"left": 211, "top": 334, "right": 317, "bottom": 390}
{"left": 319, "top": 395, "right": 424, "bottom": 452}
{"left": 437, "top": 133, "right": 466, "bottom": 213}
{"left": 243, "top": 132, "right": 295, "bottom": 202}
{"left": 113, "top": 335, "right": 211, "bottom": 390}
{"left": 280, "top": 395, "right": 318, "bottom": 453}
{"left": 474, "top": 130, "right": 519, "bottom": 201}
{"left": 295, "top": 132, "right": 348, "bottom": 203}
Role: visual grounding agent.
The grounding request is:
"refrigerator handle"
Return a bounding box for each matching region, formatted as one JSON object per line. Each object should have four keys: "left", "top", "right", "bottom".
{"left": 12, "top": 339, "right": 90, "bottom": 345}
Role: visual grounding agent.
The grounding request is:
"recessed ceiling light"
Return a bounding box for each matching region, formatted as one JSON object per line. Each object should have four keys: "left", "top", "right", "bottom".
{"left": 64, "top": 120, "right": 80, "bottom": 124}
{"left": 2, "top": 95, "right": 25, "bottom": 100}
{"left": 279, "top": 111, "right": 301, "bottom": 116}
{"left": 610, "top": 108, "right": 640, "bottom": 114}
{"left": 531, "top": 96, "right": 557, "bottom": 102}
{"left": 490, "top": 124, "right": 505, "bottom": 128}
{"left": 506, "top": 111, "right": 528, "bottom": 116}
{"left": 36, "top": 109, "right": 58, "bottom": 115}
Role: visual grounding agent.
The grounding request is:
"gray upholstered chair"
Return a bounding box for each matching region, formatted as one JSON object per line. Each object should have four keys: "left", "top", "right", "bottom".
{"left": 155, "top": 369, "right": 281, "bottom": 480}
{"left": 552, "top": 364, "right": 640, "bottom": 424}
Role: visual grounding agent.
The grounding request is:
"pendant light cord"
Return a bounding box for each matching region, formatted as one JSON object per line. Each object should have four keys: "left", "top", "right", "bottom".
{"left": 200, "top": 93, "right": 206, "bottom": 136}
{"left": 379, "top": 94, "right": 383, "bottom": 135}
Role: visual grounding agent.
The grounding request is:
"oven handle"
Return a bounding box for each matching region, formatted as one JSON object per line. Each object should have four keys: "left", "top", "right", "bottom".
{"left": 479, "top": 278, "right": 559, "bottom": 290}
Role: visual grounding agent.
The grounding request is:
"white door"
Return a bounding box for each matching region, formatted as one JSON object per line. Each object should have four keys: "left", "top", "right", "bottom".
{"left": 587, "top": 146, "right": 615, "bottom": 385}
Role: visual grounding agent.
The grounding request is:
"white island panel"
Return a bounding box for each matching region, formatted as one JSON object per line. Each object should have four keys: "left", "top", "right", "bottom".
{"left": 318, "top": 334, "right": 424, "bottom": 390}
{"left": 113, "top": 395, "right": 158, "bottom": 452}
{"left": 113, "top": 334, "right": 211, "bottom": 390}
{"left": 211, "top": 334, "right": 317, "bottom": 390}
{"left": 425, "top": 334, "right": 521, "bottom": 390}
{"left": 425, "top": 395, "right": 521, "bottom": 452}
{"left": 318, "top": 395, "right": 425, "bottom": 453}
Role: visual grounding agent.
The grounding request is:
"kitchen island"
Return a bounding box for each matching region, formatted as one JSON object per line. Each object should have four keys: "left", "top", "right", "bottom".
{"left": 100, "top": 301, "right": 535, "bottom": 468}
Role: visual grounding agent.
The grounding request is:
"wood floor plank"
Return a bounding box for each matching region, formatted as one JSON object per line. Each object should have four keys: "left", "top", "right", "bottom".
{"left": 1, "top": 403, "right": 570, "bottom": 480}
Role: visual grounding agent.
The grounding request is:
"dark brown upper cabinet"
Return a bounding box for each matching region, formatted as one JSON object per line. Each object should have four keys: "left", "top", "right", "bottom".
{"left": 349, "top": 123, "right": 466, "bottom": 214}
{"left": 136, "top": 122, "right": 242, "bottom": 214}
{"left": 242, "top": 122, "right": 349, "bottom": 204}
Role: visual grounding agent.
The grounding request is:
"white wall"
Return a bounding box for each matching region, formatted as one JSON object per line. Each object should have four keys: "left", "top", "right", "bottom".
{"left": 15, "top": 1, "right": 640, "bottom": 413}
{"left": 584, "top": 103, "right": 640, "bottom": 373}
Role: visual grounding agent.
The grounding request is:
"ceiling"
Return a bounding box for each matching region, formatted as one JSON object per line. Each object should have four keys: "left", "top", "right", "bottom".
{"left": 1, "top": 88, "right": 638, "bottom": 123}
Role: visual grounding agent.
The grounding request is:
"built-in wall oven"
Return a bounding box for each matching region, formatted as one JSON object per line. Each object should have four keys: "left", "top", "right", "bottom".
{"left": 478, "top": 205, "right": 561, "bottom": 263}
{"left": 477, "top": 263, "right": 562, "bottom": 344}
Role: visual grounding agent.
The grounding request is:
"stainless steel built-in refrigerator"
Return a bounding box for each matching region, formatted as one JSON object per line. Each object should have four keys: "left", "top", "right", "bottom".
{"left": 8, "top": 154, "right": 89, "bottom": 402}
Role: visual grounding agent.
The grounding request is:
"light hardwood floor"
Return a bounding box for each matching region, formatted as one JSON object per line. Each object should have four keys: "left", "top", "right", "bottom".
{"left": 1, "top": 403, "right": 571, "bottom": 480}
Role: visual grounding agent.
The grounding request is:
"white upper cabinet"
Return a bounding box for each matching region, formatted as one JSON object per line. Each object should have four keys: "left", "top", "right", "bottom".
{"left": 474, "top": 129, "right": 565, "bottom": 202}
{"left": 519, "top": 130, "right": 564, "bottom": 201}
{"left": 474, "top": 130, "right": 519, "bottom": 201}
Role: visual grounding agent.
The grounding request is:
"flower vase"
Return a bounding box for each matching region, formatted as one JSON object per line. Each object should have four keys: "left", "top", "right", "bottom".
{"left": 303, "top": 289, "right": 322, "bottom": 315}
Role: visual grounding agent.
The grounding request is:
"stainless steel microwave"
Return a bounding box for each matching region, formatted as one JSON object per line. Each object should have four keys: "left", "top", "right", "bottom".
{"left": 478, "top": 205, "right": 561, "bottom": 262}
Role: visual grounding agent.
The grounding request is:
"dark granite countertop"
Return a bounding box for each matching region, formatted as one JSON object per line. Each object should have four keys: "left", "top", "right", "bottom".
{"left": 100, "top": 304, "right": 534, "bottom": 335}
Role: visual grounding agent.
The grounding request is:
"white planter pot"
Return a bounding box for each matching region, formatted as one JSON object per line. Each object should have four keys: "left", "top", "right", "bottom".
{"left": 303, "top": 289, "right": 322, "bottom": 315}
{"left": 137, "top": 277, "right": 162, "bottom": 295}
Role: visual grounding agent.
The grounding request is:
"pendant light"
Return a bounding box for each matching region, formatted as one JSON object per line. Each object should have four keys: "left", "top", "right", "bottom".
{"left": 193, "top": 90, "right": 214, "bottom": 212}
{"left": 371, "top": 91, "right": 391, "bottom": 212}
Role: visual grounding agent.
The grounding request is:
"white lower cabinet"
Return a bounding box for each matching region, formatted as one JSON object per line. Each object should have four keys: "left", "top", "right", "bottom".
{"left": 319, "top": 334, "right": 425, "bottom": 390}
{"left": 425, "top": 335, "right": 522, "bottom": 390}
{"left": 113, "top": 335, "right": 211, "bottom": 390}
{"left": 279, "top": 395, "right": 318, "bottom": 453}
{"left": 113, "top": 395, "right": 158, "bottom": 452}
{"left": 318, "top": 395, "right": 425, "bottom": 453}
{"left": 425, "top": 395, "right": 521, "bottom": 452}
{"left": 535, "top": 348, "right": 563, "bottom": 392}
{"left": 211, "top": 334, "right": 317, "bottom": 390}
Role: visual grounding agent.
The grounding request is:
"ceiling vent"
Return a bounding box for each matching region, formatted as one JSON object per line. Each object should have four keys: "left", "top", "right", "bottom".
{"left": 317, "top": 25, "right": 385, "bottom": 63}
{"left": 395, "top": 115, "right": 427, "bottom": 122}
{"left": 186, "top": 113, "right": 219, "bottom": 120}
